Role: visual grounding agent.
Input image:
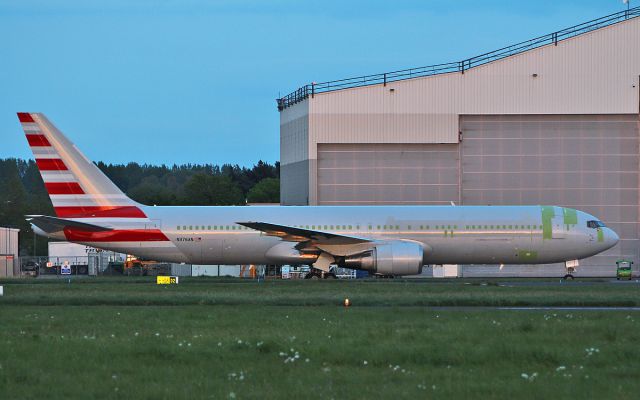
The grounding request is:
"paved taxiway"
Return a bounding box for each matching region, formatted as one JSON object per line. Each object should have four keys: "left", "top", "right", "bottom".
{"left": 494, "top": 279, "right": 640, "bottom": 287}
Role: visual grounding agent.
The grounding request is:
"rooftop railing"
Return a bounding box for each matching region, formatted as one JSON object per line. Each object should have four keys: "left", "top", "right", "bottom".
{"left": 277, "top": 6, "right": 640, "bottom": 111}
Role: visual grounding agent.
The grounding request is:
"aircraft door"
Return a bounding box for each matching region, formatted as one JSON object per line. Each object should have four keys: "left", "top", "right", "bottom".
{"left": 179, "top": 238, "right": 202, "bottom": 264}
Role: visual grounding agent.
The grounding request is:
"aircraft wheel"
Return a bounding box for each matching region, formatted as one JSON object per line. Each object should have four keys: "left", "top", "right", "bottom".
{"left": 324, "top": 273, "right": 336, "bottom": 279}
{"left": 563, "top": 274, "right": 574, "bottom": 280}
{"left": 305, "top": 272, "right": 320, "bottom": 280}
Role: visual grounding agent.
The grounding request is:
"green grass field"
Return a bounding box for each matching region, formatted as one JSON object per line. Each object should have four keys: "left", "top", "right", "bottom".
{"left": 1, "top": 278, "right": 639, "bottom": 399}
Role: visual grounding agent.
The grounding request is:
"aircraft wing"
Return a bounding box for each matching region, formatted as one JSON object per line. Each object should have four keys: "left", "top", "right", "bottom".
{"left": 237, "top": 221, "right": 371, "bottom": 245}
{"left": 27, "top": 215, "right": 113, "bottom": 234}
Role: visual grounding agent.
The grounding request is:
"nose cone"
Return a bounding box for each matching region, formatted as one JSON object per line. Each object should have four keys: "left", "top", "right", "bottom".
{"left": 601, "top": 227, "right": 619, "bottom": 250}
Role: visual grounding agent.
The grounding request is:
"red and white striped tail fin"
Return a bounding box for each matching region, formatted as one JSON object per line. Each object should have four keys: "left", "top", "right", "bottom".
{"left": 17, "top": 112, "right": 146, "bottom": 219}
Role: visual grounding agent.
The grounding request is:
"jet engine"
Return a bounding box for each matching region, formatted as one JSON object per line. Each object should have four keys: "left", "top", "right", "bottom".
{"left": 340, "top": 240, "right": 425, "bottom": 276}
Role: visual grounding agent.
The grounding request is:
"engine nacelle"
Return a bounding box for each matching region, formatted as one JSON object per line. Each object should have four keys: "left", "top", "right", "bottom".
{"left": 341, "top": 240, "right": 424, "bottom": 276}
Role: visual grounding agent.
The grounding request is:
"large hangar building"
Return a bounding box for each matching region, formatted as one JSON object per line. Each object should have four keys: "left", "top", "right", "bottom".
{"left": 278, "top": 9, "right": 640, "bottom": 275}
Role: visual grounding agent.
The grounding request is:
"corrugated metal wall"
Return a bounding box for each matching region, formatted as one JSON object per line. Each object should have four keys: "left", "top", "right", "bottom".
{"left": 280, "top": 100, "right": 310, "bottom": 205}
{"left": 317, "top": 143, "right": 459, "bottom": 205}
{"left": 460, "top": 114, "right": 639, "bottom": 272}
{"left": 281, "top": 16, "right": 640, "bottom": 205}
{"left": 0, "top": 227, "right": 19, "bottom": 256}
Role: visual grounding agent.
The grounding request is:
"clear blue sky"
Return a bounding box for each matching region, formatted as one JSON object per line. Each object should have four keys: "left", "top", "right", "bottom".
{"left": 0, "top": 0, "right": 630, "bottom": 166}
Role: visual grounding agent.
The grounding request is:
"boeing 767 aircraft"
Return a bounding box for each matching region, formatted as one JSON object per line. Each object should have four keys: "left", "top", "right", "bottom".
{"left": 18, "top": 112, "right": 618, "bottom": 277}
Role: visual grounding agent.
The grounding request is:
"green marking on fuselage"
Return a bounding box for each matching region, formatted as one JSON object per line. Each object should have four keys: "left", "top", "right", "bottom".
{"left": 597, "top": 227, "right": 604, "bottom": 242}
{"left": 563, "top": 208, "right": 578, "bottom": 225}
{"left": 541, "top": 206, "right": 554, "bottom": 240}
{"left": 518, "top": 250, "right": 538, "bottom": 262}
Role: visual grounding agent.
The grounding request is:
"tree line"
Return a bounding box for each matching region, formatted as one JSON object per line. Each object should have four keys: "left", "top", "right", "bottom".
{"left": 0, "top": 158, "right": 280, "bottom": 256}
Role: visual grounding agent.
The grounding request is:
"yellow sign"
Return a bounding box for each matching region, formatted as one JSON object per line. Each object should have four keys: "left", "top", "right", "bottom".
{"left": 156, "top": 276, "right": 179, "bottom": 285}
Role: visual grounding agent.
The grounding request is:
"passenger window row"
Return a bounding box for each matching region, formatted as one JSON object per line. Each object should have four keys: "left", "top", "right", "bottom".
{"left": 175, "top": 224, "right": 544, "bottom": 231}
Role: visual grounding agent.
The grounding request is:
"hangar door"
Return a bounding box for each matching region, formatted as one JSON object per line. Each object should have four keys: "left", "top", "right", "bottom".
{"left": 460, "top": 114, "right": 639, "bottom": 271}
{"left": 317, "top": 143, "right": 459, "bottom": 205}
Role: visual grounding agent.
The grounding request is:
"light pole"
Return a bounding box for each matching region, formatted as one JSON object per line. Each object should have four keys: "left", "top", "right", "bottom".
{"left": 3, "top": 227, "right": 7, "bottom": 277}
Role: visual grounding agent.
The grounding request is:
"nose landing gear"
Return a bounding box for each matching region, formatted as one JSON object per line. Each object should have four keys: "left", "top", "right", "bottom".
{"left": 563, "top": 260, "right": 579, "bottom": 280}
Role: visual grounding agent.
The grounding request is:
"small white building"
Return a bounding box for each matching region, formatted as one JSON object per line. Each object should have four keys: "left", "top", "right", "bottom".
{"left": 48, "top": 241, "right": 126, "bottom": 275}
{"left": 192, "top": 265, "right": 239, "bottom": 277}
{"left": 0, "top": 227, "right": 19, "bottom": 277}
{"left": 432, "top": 265, "right": 460, "bottom": 278}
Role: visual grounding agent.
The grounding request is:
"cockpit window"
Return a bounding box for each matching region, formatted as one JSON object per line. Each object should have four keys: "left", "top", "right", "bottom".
{"left": 587, "top": 220, "right": 606, "bottom": 229}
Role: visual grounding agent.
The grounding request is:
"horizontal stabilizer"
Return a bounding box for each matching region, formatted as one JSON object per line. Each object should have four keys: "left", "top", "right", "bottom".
{"left": 237, "top": 221, "right": 370, "bottom": 244}
{"left": 27, "top": 215, "right": 113, "bottom": 234}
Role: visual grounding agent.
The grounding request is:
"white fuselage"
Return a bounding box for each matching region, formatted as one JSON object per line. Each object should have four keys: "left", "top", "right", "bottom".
{"left": 45, "top": 205, "right": 619, "bottom": 266}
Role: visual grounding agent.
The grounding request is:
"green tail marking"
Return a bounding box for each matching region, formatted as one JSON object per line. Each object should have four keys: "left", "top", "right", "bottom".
{"left": 563, "top": 208, "right": 578, "bottom": 225}
{"left": 541, "top": 206, "right": 554, "bottom": 240}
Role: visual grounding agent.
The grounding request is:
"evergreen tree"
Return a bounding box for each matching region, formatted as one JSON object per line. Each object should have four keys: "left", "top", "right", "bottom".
{"left": 183, "top": 173, "right": 245, "bottom": 205}
{"left": 247, "top": 178, "right": 280, "bottom": 203}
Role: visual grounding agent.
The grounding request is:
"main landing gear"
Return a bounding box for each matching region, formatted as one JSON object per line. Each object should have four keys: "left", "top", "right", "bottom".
{"left": 304, "top": 268, "right": 337, "bottom": 280}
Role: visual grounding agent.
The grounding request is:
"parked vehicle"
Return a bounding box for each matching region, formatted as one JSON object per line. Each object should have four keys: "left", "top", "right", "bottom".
{"left": 616, "top": 259, "right": 634, "bottom": 280}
